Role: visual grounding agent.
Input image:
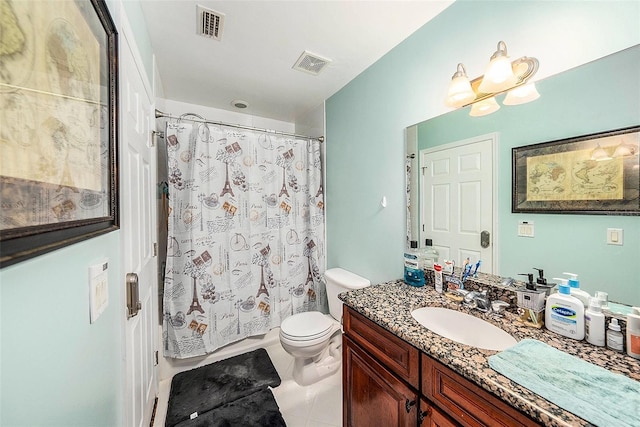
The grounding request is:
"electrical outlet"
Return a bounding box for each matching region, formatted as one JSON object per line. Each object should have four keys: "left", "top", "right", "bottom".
{"left": 607, "top": 228, "right": 623, "bottom": 246}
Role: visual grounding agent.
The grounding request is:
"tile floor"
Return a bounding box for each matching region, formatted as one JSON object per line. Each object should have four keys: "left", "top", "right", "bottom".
{"left": 154, "top": 341, "right": 342, "bottom": 427}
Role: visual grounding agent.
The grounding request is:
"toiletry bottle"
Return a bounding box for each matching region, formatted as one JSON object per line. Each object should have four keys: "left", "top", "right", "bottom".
{"left": 404, "top": 241, "right": 425, "bottom": 287}
{"left": 606, "top": 319, "right": 624, "bottom": 352}
{"left": 423, "top": 239, "right": 439, "bottom": 268}
{"left": 585, "top": 297, "right": 605, "bottom": 347}
{"left": 563, "top": 272, "right": 590, "bottom": 307}
{"left": 626, "top": 307, "right": 640, "bottom": 359}
{"left": 545, "top": 283, "right": 585, "bottom": 340}
{"left": 433, "top": 263, "right": 443, "bottom": 293}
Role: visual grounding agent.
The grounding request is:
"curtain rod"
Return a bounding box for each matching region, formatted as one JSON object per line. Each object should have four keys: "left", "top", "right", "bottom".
{"left": 154, "top": 109, "right": 324, "bottom": 142}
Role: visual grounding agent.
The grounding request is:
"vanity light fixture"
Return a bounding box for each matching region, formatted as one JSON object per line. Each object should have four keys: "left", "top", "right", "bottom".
{"left": 445, "top": 41, "right": 539, "bottom": 116}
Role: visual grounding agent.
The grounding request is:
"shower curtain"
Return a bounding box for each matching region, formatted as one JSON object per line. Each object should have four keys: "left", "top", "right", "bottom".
{"left": 162, "top": 120, "right": 326, "bottom": 359}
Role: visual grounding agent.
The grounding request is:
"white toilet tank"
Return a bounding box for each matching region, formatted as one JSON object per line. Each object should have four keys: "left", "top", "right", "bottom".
{"left": 325, "top": 268, "right": 371, "bottom": 320}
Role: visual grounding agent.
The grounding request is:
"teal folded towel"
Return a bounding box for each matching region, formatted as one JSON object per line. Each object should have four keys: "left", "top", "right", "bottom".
{"left": 488, "top": 339, "right": 640, "bottom": 427}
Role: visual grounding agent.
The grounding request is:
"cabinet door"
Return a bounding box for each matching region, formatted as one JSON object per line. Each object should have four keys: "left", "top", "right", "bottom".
{"left": 344, "top": 336, "right": 418, "bottom": 427}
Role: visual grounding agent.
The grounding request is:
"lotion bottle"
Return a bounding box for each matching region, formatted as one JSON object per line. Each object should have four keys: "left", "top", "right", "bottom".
{"left": 585, "top": 297, "right": 605, "bottom": 346}
{"left": 545, "top": 283, "right": 585, "bottom": 340}
{"left": 626, "top": 307, "right": 640, "bottom": 359}
{"left": 564, "top": 272, "right": 590, "bottom": 307}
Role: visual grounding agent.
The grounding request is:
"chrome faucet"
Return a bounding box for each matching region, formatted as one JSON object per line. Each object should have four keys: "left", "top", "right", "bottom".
{"left": 463, "top": 290, "right": 491, "bottom": 312}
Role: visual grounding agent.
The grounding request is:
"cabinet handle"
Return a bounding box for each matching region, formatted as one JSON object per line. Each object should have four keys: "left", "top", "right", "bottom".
{"left": 418, "top": 407, "right": 431, "bottom": 424}
{"left": 405, "top": 399, "right": 416, "bottom": 413}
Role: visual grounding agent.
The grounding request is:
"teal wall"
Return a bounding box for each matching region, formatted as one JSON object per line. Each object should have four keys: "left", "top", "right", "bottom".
{"left": 325, "top": 1, "right": 640, "bottom": 304}
{"left": 122, "top": 0, "right": 155, "bottom": 85}
{"left": 0, "top": 233, "right": 123, "bottom": 426}
{"left": 416, "top": 46, "right": 639, "bottom": 305}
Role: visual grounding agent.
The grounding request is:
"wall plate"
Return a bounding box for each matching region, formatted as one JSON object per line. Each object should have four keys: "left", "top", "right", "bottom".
{"left": 607, "top": 228, "right": 623, "bottom": 245}
{"left": 518, "top": 221, "right": 534, "bottom": 238}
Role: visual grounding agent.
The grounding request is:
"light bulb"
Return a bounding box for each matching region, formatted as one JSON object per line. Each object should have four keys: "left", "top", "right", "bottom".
{"left": 478, "top": 41, "right": 518, "bottom": 93}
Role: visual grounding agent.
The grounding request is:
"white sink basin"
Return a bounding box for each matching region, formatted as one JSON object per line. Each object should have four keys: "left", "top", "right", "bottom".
{"left": 411, "top": 307, "right": 517, "bottom": 351}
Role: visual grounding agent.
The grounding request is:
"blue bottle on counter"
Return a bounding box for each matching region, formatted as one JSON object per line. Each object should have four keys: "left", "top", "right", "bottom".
{"left": 404, "top": 240, "right": 425, "bottom": 287}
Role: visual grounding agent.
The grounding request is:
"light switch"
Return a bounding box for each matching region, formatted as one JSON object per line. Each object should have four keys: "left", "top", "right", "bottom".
{"left": 607, "top": 228, "right": 623, "bottom": 246}
{"left": 518, "top": 221, "right": 534, "bottom": 238}
{"left": 89, "top": 260, "right": 109, "bottom": 323}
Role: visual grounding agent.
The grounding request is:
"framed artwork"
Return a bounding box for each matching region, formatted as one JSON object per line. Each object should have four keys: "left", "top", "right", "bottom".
{"left": 0, "top": 0, "right": 118, "bottom": 267}
{"left": 512, "top": 126, "right": 640, "bottom": 215}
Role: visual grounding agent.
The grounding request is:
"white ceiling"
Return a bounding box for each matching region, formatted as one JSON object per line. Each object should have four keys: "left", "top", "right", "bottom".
{"left": 140, "top": 0, "right": 454, "bottom": 123}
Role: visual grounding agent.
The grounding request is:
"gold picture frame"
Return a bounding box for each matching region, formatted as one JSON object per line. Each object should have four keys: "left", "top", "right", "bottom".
{"left": 0, "top": 0, "right": 118, "bottom": 267}
{"left": 512, "top": 126, "right": 640, "bottom": 215}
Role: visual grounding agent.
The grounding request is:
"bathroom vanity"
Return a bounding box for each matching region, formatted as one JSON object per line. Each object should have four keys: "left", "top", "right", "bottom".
{"left": 340, "top": 279, "right": 640, "bottom": 427}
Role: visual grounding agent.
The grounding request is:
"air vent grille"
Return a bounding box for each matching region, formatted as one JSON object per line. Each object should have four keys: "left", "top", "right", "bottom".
{"left": 197, "top": 5, "right": 225, "bottom": 40}
{"left": 293, "top": 51, "right": 331, "bottom": 76}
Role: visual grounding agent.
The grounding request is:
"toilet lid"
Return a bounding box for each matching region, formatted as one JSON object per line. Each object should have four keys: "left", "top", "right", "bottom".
{"left": 280, "top": 312, "right": 334, "bottom": 341}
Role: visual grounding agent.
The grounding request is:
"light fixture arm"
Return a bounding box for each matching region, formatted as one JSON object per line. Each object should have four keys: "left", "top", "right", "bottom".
{"left": 490, "top": 41, "right": 509, "bottom": 61}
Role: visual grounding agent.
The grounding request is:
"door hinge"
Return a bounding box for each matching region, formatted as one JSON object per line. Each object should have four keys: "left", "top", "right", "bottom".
{"left": 154, "top": 350, "right": 159, "bottom": 366}
{"left": 153, "top": 242, "right": 158, "bottom": 257}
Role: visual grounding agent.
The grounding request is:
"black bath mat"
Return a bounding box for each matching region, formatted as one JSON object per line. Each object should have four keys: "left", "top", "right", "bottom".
{"left": 173, "top": 388, "right": 286, "bottom": 427}
{"left": 165, "top": 348, "right": 282, "bottom": 427}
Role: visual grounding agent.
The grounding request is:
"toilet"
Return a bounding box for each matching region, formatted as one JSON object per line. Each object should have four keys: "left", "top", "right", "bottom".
{"left": 279, "top": 267, "right": 370, "bottom": 386}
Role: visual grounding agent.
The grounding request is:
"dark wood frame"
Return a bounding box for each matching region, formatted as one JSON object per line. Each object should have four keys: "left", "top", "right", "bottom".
{"left": 0, "top": 0, "right": 119, "bottom": 267}
{"left": 512, "top": 126, "right": 640, "bottom": 215}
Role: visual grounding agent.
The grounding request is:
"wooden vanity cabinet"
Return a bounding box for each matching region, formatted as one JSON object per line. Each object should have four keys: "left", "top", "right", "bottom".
{"left": 343, "top": 306, "right": 541, "bottom": 427}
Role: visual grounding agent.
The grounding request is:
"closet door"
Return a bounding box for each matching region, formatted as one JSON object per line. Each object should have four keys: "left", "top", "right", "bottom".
{"left": 121, "top": 24, "right": 158, "bottom": 427}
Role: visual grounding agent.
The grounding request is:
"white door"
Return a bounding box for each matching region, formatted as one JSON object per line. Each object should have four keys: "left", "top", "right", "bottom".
{"left": 420, "top": 135, "right": 495, "bottom": 272}
{"left": 121, "top": 30, "right": 158, "bottom": 427}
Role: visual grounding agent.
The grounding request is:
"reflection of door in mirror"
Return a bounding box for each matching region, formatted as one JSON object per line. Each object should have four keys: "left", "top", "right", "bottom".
{"left": 420, "top": 135, "right": 496, "bottom": 273}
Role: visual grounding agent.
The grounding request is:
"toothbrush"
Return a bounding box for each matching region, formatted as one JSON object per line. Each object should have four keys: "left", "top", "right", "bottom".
{"left": 462, "top": 264, "right": 472, "bottom": 282}
{"left": 472, "top": 260, "right": 482, "bottom": 277}
{"left": 461, "top": 258, "right": 469, "bottom": 279}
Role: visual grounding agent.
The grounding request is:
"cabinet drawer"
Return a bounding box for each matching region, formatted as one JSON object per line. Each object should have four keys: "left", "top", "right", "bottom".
{"left": 422, "top": 355, "right": 540, "bottom": 427}
{"left": 343, "top": 306, "right": 420, "bottom": 389}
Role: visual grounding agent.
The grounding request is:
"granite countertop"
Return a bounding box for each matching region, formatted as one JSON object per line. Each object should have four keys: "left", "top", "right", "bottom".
{"left": 339, "top": 279, "right": 640, "bottom": 427}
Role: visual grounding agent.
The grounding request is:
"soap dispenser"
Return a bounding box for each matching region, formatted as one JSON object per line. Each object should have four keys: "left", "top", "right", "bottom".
{"left": 533, "top": 268, "right": 556, "bottom": 296}
{"left": 545, "top": 282, "right": 585, "bottom": 340}
{"left": 563, "top": 272, "right": 590, "bottom": 307}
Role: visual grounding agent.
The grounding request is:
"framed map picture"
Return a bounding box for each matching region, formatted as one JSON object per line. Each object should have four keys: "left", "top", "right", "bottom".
{"left": 512, "top": 126, "right": 640, "bottom": 215}
{"left": 0, "top": 0, "right": 118, "bottom": 267}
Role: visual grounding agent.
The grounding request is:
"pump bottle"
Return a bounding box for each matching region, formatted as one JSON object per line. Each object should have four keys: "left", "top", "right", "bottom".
{"left": 563, "top": 272, "right": 590, "bottom": 307}
{"left": 545, "top": 283, "right": 585, "bottom": 340}
{"left": 585, "top": 297, "right": 605, "bottom": 346}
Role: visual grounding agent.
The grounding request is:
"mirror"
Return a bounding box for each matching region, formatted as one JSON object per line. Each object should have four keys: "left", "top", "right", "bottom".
{"left": 406, "top": 46, "right": 639, "bottom": 307}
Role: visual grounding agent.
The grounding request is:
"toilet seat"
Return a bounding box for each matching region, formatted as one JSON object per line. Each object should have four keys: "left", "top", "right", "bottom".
{"left": 280, "top": 312, "right": 334, "bottom": 341}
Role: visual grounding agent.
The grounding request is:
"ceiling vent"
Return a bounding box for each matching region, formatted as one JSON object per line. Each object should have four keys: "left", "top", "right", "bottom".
{"left": 292, "top": 51, "right": 331, "bottom": 76}
{"left": 197, "top": 5, "right": 225, "bottom": 41}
